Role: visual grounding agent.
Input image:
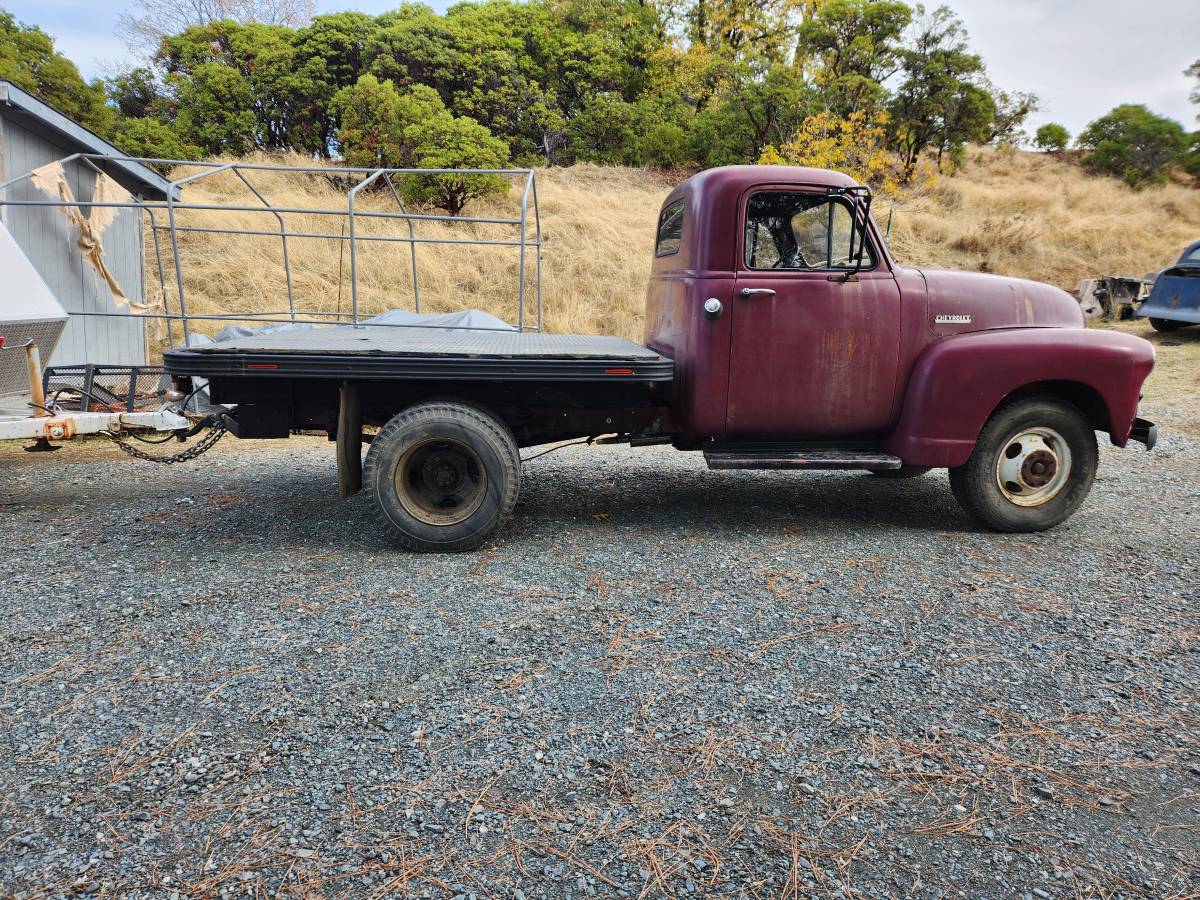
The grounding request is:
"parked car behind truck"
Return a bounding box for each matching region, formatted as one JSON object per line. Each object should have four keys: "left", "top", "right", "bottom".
{"left": 1138, "top": 239, "right": 1200, "bottom": 331}
{"left": 165, "top": 165, "right": 1158, "bottom": 551}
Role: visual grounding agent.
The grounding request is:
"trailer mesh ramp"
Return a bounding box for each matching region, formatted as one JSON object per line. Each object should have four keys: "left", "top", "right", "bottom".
{"left": 43, "top": 365, "right": 169, "bottom": 412}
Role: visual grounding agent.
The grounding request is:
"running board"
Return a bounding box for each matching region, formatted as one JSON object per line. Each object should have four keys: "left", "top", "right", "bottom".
{"left": 704, "top": 449, "right": 902, "bottom": 471}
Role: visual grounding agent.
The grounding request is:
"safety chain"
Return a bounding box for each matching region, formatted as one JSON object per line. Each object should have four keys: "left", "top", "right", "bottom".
{"left": 107, "top": 416, "right": 227, "bottom": 464}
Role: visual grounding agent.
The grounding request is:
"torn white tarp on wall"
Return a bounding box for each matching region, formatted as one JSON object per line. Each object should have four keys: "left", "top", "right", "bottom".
{"left": 29, "top": 161, "right": 162, "bottom": 320}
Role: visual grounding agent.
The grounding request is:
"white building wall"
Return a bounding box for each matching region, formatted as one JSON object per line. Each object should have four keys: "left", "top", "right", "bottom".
{"left": 0, "top": 115, "right": 147, "bottom": 366}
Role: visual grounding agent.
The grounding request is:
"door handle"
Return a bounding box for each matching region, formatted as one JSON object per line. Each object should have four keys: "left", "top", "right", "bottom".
{"left": 739, "top": 288, "right": 776, "bottom": 298}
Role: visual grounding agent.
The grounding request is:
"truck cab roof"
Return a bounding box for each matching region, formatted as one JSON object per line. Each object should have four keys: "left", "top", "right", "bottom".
{"left": 655, "top": 165, "right": 871, "bottom": 275}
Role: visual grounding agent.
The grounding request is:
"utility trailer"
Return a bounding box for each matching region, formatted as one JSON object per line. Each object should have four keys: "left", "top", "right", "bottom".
{"left": 4, "top": 157, "right": 1159, "bottom": 551}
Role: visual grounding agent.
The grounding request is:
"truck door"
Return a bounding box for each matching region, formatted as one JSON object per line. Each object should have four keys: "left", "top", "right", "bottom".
{"left": 726, "top": 188, "right": 902, "bottom": 438}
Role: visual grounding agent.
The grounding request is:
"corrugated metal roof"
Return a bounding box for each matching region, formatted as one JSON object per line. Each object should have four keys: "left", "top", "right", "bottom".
{"left": 0, "top": 81, "right": 176, "bottom": 200}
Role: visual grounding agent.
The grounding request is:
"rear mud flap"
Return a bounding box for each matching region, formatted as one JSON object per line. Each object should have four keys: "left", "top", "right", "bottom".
{"left": 337, "top": 381, "right": 362, "bottom": 498}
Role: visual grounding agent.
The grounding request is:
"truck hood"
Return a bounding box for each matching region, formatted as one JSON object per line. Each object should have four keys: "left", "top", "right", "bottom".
{"left": 904, "top": 266, "right": 1084, "bottom": 337}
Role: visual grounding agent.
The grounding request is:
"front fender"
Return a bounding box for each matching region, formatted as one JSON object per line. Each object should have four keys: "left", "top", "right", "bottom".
{"left": 884, "top": 327, "right": 1155, "bottom": 468}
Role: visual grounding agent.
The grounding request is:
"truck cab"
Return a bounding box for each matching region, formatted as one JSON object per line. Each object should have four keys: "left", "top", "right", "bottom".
{"left": 644, "top": 165, "right": 1156, "bottom": 531}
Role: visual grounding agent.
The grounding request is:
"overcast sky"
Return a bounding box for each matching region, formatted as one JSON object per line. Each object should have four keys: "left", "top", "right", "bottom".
{"left": 5, "top": 0, "right": 1197, "bottom": 138}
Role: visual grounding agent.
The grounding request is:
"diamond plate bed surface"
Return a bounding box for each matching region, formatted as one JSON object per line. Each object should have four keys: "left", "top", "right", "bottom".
{"left": 192, "top": 327, "right": 665, "bottom": 361}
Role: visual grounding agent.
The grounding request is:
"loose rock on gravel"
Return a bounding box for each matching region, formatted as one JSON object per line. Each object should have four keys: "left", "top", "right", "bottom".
{"left": 1, "top": 417, "right": 1197, "bottom": 898}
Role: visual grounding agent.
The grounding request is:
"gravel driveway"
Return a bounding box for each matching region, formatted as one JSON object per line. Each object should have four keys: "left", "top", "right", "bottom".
{"left": 1, "top": 419, "right": 1197, "bottom": 898}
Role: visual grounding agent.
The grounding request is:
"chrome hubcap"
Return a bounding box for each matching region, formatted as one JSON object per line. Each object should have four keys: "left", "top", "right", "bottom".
{"left": 995, "top": 427, "right": 1072, "bottom": 507}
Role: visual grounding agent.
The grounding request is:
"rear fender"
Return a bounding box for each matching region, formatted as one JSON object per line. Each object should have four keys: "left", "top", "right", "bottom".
{"left": 884, "top": 328, "right": 1155, "bottom": 468}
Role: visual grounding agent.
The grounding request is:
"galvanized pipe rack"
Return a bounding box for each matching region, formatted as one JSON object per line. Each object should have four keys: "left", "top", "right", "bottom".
{"left": 0, "top": 154, "right": 545, "bottom": 346}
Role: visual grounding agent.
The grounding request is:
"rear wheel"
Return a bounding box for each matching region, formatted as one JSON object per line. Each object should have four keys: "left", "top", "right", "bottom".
{"left": 948, "top": 398, "right": 1097, "bottom": 532}
{"left": 363, "top": 401, "right": 520, "bottom": 551}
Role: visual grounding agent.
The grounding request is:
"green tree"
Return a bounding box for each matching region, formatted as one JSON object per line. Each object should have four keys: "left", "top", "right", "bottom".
{"left": 987, "top": 86, "right": 1037, "bottom": 145}
{"left": 888, "top": 5, "right": 991, "bottom": 180}
{"left": 1182, "top": 132, "right": 1200, "bottom": 179}
{"left": 687, "top": 62, "right": 818, "bottom": 166}
{"left": 9, "top": 0, "right": 1051, "bottom": 176}
{"left": 561, "top": 92, "right": 690, "bottom": 166}
{"left": 1034, "top": 122, "right": 1069, "bottom": 153}
{"left": 170, "top": 61, "right": 258, "bottom": 154}
{"left": 1188, "top": 58, "right": 1199, "bottom": 117}
{"left": 332, "top": 75, "right": 509, "bottom": 214}
{"left": 795, "top": 0, "right": 911, "bottom": 115}
{"left": 159, "top": 20, "right": 326, "bottom": 154}
{"left": 105, "top": 67, "right": 168, "bottom": 119}
{"left": 330, "top": 74, "right": 411, "bottom": 167}
{"left": 0, "top": 12, "right": 112, "bottom": 133}
{"left": 1077, "top": 104, "right": 1188, "bottom": 188}
{"left": 403, "top": 115, "right": 510, "bottom": 215}
{"left": 361, "top": 0, "right": 658, "bottom": 163}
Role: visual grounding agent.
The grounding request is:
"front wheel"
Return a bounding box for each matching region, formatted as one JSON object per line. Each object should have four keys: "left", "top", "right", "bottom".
{"left": 363, "top": 401, "right": 520, "bottom": 551}
{"left": 948, "top": 398, "right": 1098, "bottom": 533}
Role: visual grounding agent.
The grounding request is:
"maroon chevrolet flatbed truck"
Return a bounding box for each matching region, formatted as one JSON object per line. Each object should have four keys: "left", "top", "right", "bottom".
{"left": 163, "top": 165, "right": 1158, "bottom": 551}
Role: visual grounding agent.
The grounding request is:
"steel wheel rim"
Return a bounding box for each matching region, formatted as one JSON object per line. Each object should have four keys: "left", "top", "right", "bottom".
{"left": 995, "top": 426, "right": 1072, "bottom": 507}
{"left": 395, "top": 437, "right": 488, "bottom": 526}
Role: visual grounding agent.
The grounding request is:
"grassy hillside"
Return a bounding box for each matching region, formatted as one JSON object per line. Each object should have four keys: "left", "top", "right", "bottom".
{"left": 163, "top": 148, "right": 1200, "bottom": 344}
{"left": 877, "top": 147, "right": 1200, "bottom": 290}
{"left": 157, "top": 148, "right": 1199, "bottom": 431}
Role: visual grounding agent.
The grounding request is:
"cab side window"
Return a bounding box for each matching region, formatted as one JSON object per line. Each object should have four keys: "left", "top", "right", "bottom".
{"left": 744, "top": 191, "right": 873, "bottom": 270}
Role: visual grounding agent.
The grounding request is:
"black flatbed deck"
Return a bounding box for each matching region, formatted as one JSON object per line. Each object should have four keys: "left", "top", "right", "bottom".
{"left": 164, "top": 327, "right": 674, "bottom": 382}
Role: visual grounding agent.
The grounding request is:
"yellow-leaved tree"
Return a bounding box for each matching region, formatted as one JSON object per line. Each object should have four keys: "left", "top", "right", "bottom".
{"left": 759, "top": 110, "right": 905, "bottom": 195}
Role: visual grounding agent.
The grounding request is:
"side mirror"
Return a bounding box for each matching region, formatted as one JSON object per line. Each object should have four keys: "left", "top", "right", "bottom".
{"left": 827, "top": 185, "right": 874, "bottom": 275}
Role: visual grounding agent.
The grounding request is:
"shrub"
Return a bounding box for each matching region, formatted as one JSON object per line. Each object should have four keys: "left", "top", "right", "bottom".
{"left": 1034, "top": 123, "right": 1069, "bottom": 153}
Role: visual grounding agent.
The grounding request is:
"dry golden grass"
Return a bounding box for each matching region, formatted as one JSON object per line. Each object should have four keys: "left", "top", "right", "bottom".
{"left": 155, "top": 148, "right": 1200, "bottom": 430}
{"left": 876, "top": 146, "right": 1200, "bottom": 288}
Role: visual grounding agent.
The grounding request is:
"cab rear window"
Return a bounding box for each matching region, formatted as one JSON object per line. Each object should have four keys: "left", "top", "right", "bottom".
{"left": 655, "top": 200, "right": 684, "bottom": 257}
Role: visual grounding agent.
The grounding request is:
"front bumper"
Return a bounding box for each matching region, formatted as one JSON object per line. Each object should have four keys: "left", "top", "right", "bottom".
{"left": 1129, "top": 417, "right": 1157, "bottom": 450}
